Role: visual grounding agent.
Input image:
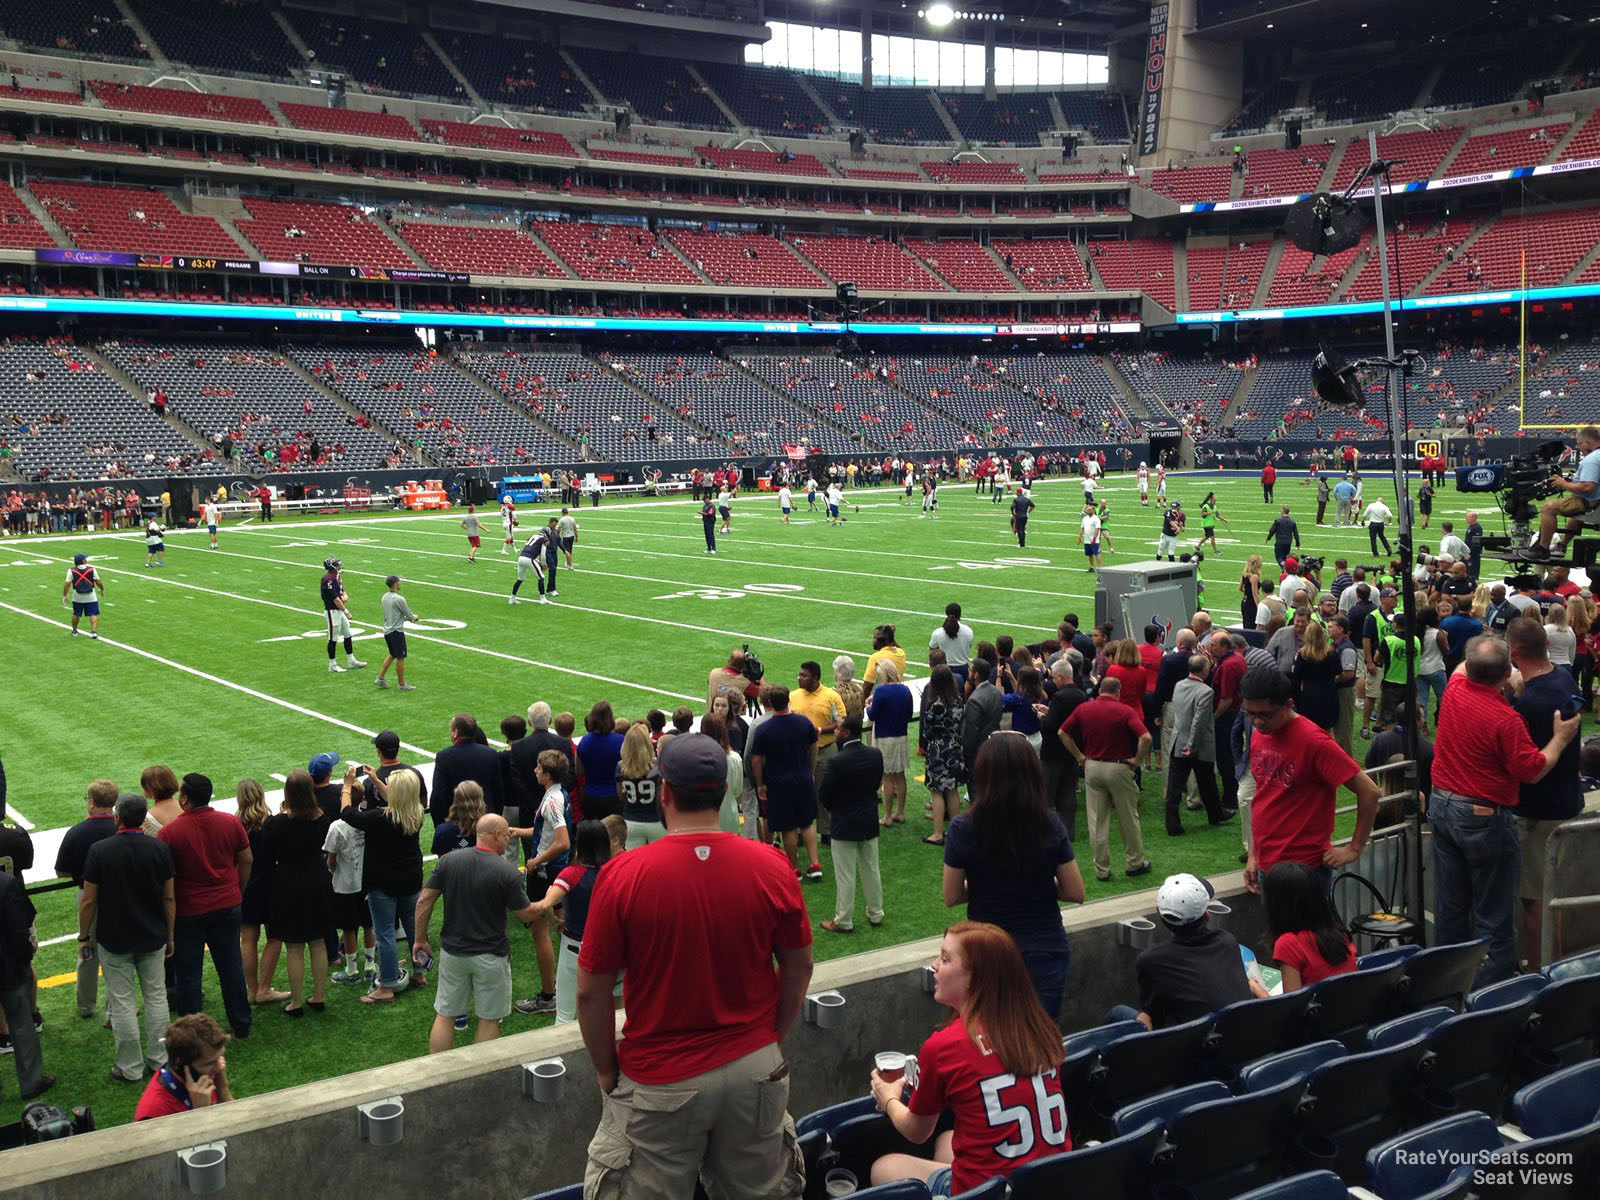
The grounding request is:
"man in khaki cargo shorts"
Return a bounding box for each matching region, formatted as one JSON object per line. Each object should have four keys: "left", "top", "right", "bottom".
{"left": 578, "top": 734, "right": 814, "bottom": 1198}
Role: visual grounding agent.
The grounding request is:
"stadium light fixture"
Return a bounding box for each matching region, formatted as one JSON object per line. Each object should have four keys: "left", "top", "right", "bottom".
{"left": 926, "top": 3, "right": 955, "bottom": 27}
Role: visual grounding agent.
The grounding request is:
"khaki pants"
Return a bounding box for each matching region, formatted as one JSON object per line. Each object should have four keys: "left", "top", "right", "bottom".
{"left": 586, "top": 1042, "right": 804, "bottom": 1200}
{"left": 1334, "top": 687, "right": 1355, "bottom": 756}
{"left": 100, "top": 946, "right": 170, "bottom": 1078}
{"left": 830, "top": 837, "right": 884, "bottom": 930}
{"left": 1239, "top": 770, "right": 1257, "bottom": 852}
{"left": 1085, "top": 759, "right": 1146, "bottom": 878}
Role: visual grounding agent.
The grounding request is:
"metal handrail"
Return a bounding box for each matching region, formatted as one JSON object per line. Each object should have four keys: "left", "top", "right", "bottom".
{"left": 1541, "top": 814, "right": 1600, "bottom": 966}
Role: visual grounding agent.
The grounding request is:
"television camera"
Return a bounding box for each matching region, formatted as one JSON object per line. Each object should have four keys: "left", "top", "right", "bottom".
{"left": 1456, "top": 440, "right": 1600, "bottom": 567}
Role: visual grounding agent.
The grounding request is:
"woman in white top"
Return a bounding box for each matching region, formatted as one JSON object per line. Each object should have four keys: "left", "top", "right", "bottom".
{"left": 930, "top": 603, "right": 975, "bottom": 686}
{"left": 1545, "top": 602, "right": 1577, "bottom": 667}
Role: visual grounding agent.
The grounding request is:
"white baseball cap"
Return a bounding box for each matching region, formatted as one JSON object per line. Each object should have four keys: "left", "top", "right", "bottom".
{"left": 1156, "top": 873, "right": 1216, "bottom": 925}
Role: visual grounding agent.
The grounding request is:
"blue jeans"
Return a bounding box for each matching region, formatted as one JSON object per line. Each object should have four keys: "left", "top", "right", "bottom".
{"left": 1105, "top": 1003, "right": 1141, "bottom": 1024}
{"left": 366, "top": 887, "right": 418, "bottom": 989}
{"left": 1416, "top": 671, "right": 1447, "bottom": 722}
{"left": 1021, "top": 944, "right": 1070, "bottom": 1022}
{"left": 1430, "top": 793, "right": 1520, "bottom": 986}
{"left": 172, "top": 904, "right": 251, "bottom": 1037}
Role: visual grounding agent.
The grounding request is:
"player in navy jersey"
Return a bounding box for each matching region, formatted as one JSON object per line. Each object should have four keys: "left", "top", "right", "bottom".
{"left": 321, "top": 558, "right": 366, "bottom": 673}
{"left": 512, "top": 526, "right": 554, "bottom": 604}
{"left": 699, "top": 496, "right": 718, "bottom": 553}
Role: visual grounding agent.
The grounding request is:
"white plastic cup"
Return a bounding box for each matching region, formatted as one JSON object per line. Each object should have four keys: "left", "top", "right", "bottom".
{"left": 824, "top": 1167, "right": 858, "bottom": 1196}
{"left": 875, "top": 1051, "right": 907, "bottom": 1082}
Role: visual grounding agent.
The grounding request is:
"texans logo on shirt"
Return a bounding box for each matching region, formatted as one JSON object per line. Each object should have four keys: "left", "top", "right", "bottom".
{"left": 695, "top": 846, "right": 710, "bottom": 861}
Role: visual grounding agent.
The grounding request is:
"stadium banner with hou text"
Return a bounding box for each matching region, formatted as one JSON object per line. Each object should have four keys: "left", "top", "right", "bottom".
{"left": 1138, "top": 3, "right": 1170, "bottom": 159}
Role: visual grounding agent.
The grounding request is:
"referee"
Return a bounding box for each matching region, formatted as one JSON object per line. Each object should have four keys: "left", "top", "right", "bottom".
{"left": 375, "top": 575, "right": 418, "bottom": 691}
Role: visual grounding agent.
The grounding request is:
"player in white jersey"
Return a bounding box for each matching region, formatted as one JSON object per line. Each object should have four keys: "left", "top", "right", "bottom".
{"left": 806, "top": 478, "right": 819, "bottom": 511}
{"left": 919, "top": 474, "right": 938, "bottom": 519}
{"left": 500, "top": 498, "right": 517, "bottom": 554}
{"left": 199, "top": 499, "right": 220, "bottom": 548}
{"left": 1138, "top": 461, "right": 1150, "bottom": 505}
{"left": 826, "top": 482, "right": 844, "bottom": 525}
{"left": 903, "top": 464, "right": 915, "bottom": 504}
{"left": 993, "top": 462, "right": 1010, "bottom": 503}
{"left": 1155, "top": 465, "right": 1168, "bottom": 501}
{"left": 778, "top": 484, "right": 793, "bottom": 524}
{"left": 556, "top": 507, "right": 579, "bottom": 568}
{"left": 460, "top": 504, "right": 483, "bottom": 562}
{"left": 717, "top": 487, "right": 734, "bottom": 534}
{"left": 144, "top": 519, "right": 166, "bottom": 568}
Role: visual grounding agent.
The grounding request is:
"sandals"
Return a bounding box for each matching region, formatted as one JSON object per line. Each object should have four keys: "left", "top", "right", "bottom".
{"left": 360, "top": 990, "right": 396, "bottom": 1006}
{"left": 922, "top": 834, "right": 945, "bottom": 846}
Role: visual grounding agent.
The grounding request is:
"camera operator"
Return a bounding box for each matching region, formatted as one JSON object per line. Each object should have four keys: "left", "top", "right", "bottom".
{"left": 1519, "top": 425, "right": 1600, "bottom": 561}
{"left": 706, "top": 647, "right": 761, "bottom": 715}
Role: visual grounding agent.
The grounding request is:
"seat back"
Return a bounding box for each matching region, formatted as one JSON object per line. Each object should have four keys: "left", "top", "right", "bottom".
{"left": 1204, "top": 989, "right": 1315, "bottom": 1073}
{"left": 949, "top": 1178, "right": 1008, "bottom": 1200}
{"left": 1467, "top": 974, "right": 1548, "bottom": 1012}
{"left": 1525, "top": 973, "right": 1600, "bottom": 1069}
{"left": 1475, "top": 1119, "right": 1600, "bottom": 1199}
{"left": 1418, "top": 998, "right": 1536, "bottom": 1119}
{"left": 1298, "top": 1035, "right": 1430, "bottom": 1181}
{"left": 1007, "top": 1122, "right": 1164, "bottom": 1200}
{"left": 828, "top": 1112, "right": 953, "bottom": 1183}
{"left": 1093, "top": 1015, "right": 1213, "bottom": 1118}
{"left": 1112, "top": 1081, "right": 1230, "bottom": 1137}
{"left": 1366, "top": 1112, "right": 1503, "bottom": 1200}
{"left": 1543, "top": 948, "right": 1600, "bottom": 983}
{"left": 1357, "top": 943, "right": 1421, "bottom": 970}
{"left": 1238, "top": 1039, "right": 1347, "bottom": 1093}
{"left": 1229, "top": 1169, "right": 1350, "bottom": 1200}
{"left": 1160, "top": 1079, "right": 1303, "bottom": 1200}
{"left": 1396, "top": 939, "right": 1489, "bottom": 1013}
{"left": 1062, "top": 1018, "right": 1146, "bottom": 1058}
{"left": 523, "top": 1187, "right": 583, "bottom": 1200}
{"left": 1367, "top": 1005, "right": 1452, "bottom": 1051}
{"left": 1511, "top": 1059, "right": 1600, "bottom": 1139}
{"left": 795, "top": 1094, "right": 879, "bottom": 1139}
{"left": 1303, "top": 960, "right": 1406, "bottom": 1049}
{"left": 850, "top": 1183, "right": 933, "bottom": 1200}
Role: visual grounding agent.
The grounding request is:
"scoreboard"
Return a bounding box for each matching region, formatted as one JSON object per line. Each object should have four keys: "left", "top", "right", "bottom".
{"left": 35, "top": 248, "right": 466, "bottom": 284}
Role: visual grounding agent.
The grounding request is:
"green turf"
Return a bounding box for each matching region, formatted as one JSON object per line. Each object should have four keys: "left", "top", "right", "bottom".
{"left": 0, "top": 470, "right": 1455, "bottom": 1124}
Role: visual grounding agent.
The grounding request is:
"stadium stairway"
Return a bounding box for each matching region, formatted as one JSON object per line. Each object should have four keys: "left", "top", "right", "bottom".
{"left": 1564, "top": 236, "right": 1600, "bottom": 285}
{"left": 79, "top": 344, "right": 213, "bottom": 458}
{"left": 556, "top": 49, "right": 607, "bottom": 108}
{"left": 1253, "top": 239, "right": 1286, "bottom": 307}
{"left": 445, "top": 352, "right": 585, "bottom": 455}
{"left": 1409, "top": 213, "right": 1497, "bottom": 297}
{"left": 115, "top": 0, "right": 169, "bottom": 67}
{"left": 282, "top": 353, "right": 440, "bottom": 467}
{"left": 1100, "top": 356, "right": 1152, "bottom": 423}
{"left": 1224, "top": 363, "right": 1258, "bottom": 430}
{"left": 269, "top": 7, "right": 317, "bottom": 66}
{"left": 683, "top": 63, "right": 746, "bottom": 132}
{"left": 582, "top": 349, "right": 728, "bottom": 447}
{"left": 1173, "top": 242, "right": 1190, "bottom": 312}
{"left": 984, "top": 244, "right": 1029, "bottom": 290}
{"left": 419, "top": 28, "right": 487, "bottom": 109}
{"left": 795, "top": 73, "right": 840, "bottom": 126}
{"left": 719, "top": 352, "right": 876, "bottom": 449}
{"left": 16, "top": 188, "right": 72, "bottom": 250}
{"left": 372, "top": 212, "right": 430, "bottom": 268}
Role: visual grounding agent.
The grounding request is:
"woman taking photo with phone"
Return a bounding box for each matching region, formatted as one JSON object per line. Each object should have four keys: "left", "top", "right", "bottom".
{"left": 869, "top": 921, "right": 1070, "bottom": 1194}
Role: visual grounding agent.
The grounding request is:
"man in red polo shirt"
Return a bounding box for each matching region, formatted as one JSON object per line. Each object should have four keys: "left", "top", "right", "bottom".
{"left": 1261, "top": 461, "right": 1277, "bottom": 504}
{"left": 156, "top": 773, "right": 253, "bottom": 1039}
{"left": 578, "top": 734, "right": 813, "bottom": 1198}
{"left": 1239, "top": 666, "right": 1381, "bottom": 899}
{"left": 1061, "top": 676, "right": 1153, "bottom": 881}
{"left": 1431, "top": 632, "right": 1578, "bottom": 985}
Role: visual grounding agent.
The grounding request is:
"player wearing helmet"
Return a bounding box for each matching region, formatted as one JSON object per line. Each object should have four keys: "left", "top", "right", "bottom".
{"left": 321, "top": 558, "right": 366, "bottom": 672}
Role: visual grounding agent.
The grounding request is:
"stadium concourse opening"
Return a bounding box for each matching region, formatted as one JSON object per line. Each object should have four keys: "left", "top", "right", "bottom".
{"left": 2, "top": 0, "right": 1600, "bottom": 1194}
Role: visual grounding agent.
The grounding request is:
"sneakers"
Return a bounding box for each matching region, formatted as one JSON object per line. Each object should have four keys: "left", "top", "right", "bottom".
{"left": 0, "top": 1032, "right": 11, "bottom": 1055}
{"left": 514, "top": 993, "right": 557, "bottom": 1015}
{"left": 538, "top": 596, "right": 551, "bottom": 605}
{"left": 109, "top": 1066, "right": 141, "bottom": 1083}
{"left": 804, "top": 865, "right": 825, "bottom": 882}
{"left": 398, "top": 683, "right": 417, "bottom": 691}
{"left": 509, "top": 596, "right": 518, "bottom": 604}
{"left": 347, "top": 657, "right": 367, "bottom": 669}
{"left": 546, "top": 590, "right": 559, "bottom": 598}
{"left": 330, "top": 964, "right": 365, "bottom": 985}
{"left": 328, "top": 661, "right": 345, "bottom": 673}
{"left": 374, "top": 677, "right": 389, "bottom": 688}
{"left": 453, "top": 1014, "right": 469, "bottom": 1031}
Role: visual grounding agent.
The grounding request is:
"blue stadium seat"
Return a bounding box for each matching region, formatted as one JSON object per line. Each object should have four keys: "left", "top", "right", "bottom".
{"left": 1303, "top": 959, "right": 1408, "bottom": 1050}
{"left": 523, "top": 1187, "right": 582, "bottom": 1200}
{"left": 1237, "top": 1039, "right": 1347, "bottom": 1093}
{"left": 1467, "top": 974, "right": 1549, "bottom": 1012}
{"left": 1112, "top": 1080, "right": 1230, "bottom": 1136}
{"left": 827, "top": 1112, "right": 953, "bottom": 1184}
{"left": 796, "top": 1094, "right": 879, "bottom": 1139}
{"left": 1202, "top": 989, "right": 1315, "bottom": 1079}
{"left": 950, "top": 1178, "right": 1007, "bottom": 1200}
{"left": 1294, "top": 1035, "right": 1431, "bottom": 1181}
{"left": 1005, "top": 1122, "right": 1164, "bottom": 1200}
{"left": 1367, "top": 1006, "right": 1453, "bottom": 1050}
{"left": 1472, "top": 1120, "right": 1600, "bottom": 1198}
{"left": 1230, "top": 1169, "right": 1350, "bottom": 1200}
{"left": 1511, "top": 1059, "right": 1600, "bottom": 1138}
{"left": 849, "top": 1183, "right": 932, "bottom": 1200}
{"left": 1409, "top": 996, "right": 1537, "bottom": 1120}
{"left": 1146, "top": 1078, "right": 1303, "bottom": 1199}
{"left": 1357, "top": 944, "right": 1421, "bottom": 970}
{"left": 1394, "top": 939, "right": 1490, "bottom": 1013}
{"left": 1061, "top": 1018, "right": 1146, "bottom": 1058}
{"left": 1366, "top": 1112, "right": 1502, "bottom": 1200}
{"left": 1521, "top": 972, "right": 1600, "bottom": 1073}
{"left": 1060, "top": 1024, "right": 1143, "bottom": 1145}
{"left": 1087, "top": 1016, "right": 1213, "bottom": 1127}
{"left": 1544, "top": 948, "right": 1600, "bottom": 982}
{"left": 799, "top": 1128, "right": 829, "bottom": 1197}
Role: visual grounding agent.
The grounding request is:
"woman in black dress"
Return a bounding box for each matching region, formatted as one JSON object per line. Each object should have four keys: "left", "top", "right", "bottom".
{"left": 236, "top": 778, "right": 288, "bottom": 1005}
{"left": 1240, "top": 553, "right": 1263, "bottom": 630}
{"left": 260, "top": 770, "right": 335, "bottom": 1017}
{"left": 1291, "top": 622, "right": 1342, "bottom": 732}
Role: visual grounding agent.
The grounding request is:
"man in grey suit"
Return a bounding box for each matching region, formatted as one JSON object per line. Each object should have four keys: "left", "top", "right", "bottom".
{"left": 1164, "top": 655, "right": 1234, "bottom": 835}
{"left": 960, "top": 659, "right": 1005, "bottom": 785}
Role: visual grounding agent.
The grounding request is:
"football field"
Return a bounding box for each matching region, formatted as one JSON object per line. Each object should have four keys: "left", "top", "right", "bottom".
{"left": 0, "top": 467, "right": 1460, "bottom": 1125}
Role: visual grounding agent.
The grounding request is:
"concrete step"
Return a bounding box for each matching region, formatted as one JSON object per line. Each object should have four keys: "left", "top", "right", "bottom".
{"left": 448, "top": 354, "right": 582, "bottom": 454}
{"left": 281, "top": 354, "right": 438, "bottom": 468}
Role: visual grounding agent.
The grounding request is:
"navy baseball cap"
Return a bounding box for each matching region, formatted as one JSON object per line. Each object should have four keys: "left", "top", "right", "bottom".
{"left": 73, "top": 553, "right": 87, "bottom": 564}
{"left": 308, "top": 752, "right": 341, "bottom": 779}
{"left": 658, "top": 733, "right": 728, "bottom": 791}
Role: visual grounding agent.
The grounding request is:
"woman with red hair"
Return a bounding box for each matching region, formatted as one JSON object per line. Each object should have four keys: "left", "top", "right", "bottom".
{"left": 869, "top": 921, "right": 1069, "bottom": 1194}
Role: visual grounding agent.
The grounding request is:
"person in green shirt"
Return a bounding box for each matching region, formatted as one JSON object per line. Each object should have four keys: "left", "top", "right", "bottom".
{"left": 1197, "top": 491, "right": 1230, "bottom": 552}
{"left": 1377, "top": 612, "right": 1421, "bottom": 732}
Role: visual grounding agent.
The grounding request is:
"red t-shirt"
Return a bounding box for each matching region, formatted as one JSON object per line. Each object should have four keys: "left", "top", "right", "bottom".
{"left": 1136, "top": 643, "right": 1164, "bottom": 691}
{"left": 134, "top": 1071, "right": 202, "bottom": 1120}
{"left": 1249, "top": 715, "right": 1359, "bottom": 869}
{"left": 156, "top": 807, "right": 250, "bottom": 917}
{"left": 578, "top": 833, "right": 812, "bottom": 1085}
{"left": 1273, "top": 929, "right": 1357, "bottom": 988}
{"left": 1063, "top": 697, "right": 1147, "bottom": 762}
{"left": 1432, "top": 674, "right": 1549, "bottom": 805}
{"left": 909, "top": 1021, "right": 1071, "bottom": 1193}
{"left": 1103, "top": 664, "right": 1147, "bottom": 711}
{"left": 1262, "top": 465, "right": 1276, "bottom": 485}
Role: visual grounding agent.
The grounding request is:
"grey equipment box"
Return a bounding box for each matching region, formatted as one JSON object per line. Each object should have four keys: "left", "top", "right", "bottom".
{"left": 1093, "top": 560, "right": 1199, "bottom": 642}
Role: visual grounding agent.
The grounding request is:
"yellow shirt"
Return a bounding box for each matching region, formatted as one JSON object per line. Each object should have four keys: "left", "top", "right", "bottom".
{"left": 791, "top": 684, "right": 845, "bottom": 747}
{"left": 864, "top": 645, "right": 908, "bottom": 685}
